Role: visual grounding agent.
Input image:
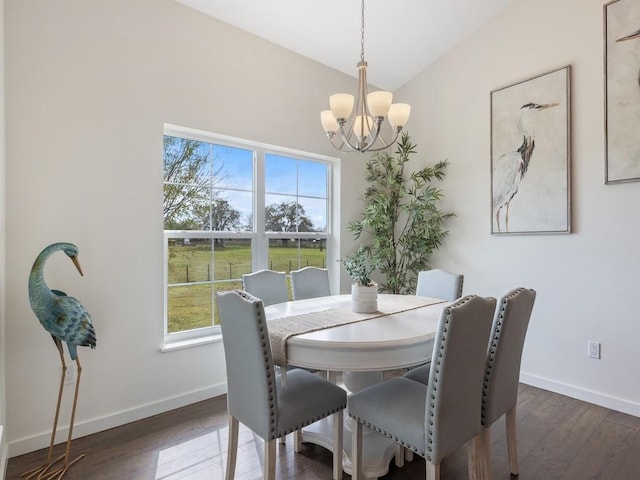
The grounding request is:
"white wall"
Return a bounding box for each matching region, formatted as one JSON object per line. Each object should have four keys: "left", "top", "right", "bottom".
{"left": 399, "top": 0, "right": 640, "bottom": 415}
{"left": 4, "top": 0, "right": 366, "bottom": 456}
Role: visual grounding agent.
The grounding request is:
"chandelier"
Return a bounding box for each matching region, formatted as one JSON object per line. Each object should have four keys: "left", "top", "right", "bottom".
{"left": 320, "top": 0, "right": 411, "bottom": 153}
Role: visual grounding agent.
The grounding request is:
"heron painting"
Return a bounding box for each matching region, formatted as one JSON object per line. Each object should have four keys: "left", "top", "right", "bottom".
{"left": 491, "top": 66, "right": 571, "bottom": 234}
{"left": 493, "top": 102, "right": 558, "bottom": 232}
{"left": 605, "top": 0, "right": 640, "bottom": 183}
{"left": 22, "top": 242, "right": 96, "bottom": 480}
{"left": 617, "top": 28, "right": 640, "bottom": 89}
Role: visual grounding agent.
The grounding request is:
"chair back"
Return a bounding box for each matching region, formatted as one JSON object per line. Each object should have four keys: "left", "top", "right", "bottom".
{"left": 482, "top": 287, "right": 536, "bottom": 426}
{"left": 290, "top": 267, "right": 331, "bottom": 300}
{"left": 416, "top": 269, "right": 463, "bottom": 301}
{"left": 216, "top": 290, "right": 278, "bottom": 440}
{"left": 425, "top": 294, "right": 496, "bottom": 465}
{"left": 242, "top": 269, "right": 288, "bottom": 306}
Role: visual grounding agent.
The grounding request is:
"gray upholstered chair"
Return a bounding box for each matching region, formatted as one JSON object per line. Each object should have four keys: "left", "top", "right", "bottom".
{"left": 406, "top": 269, "right": 464, "bottom": 379}
{"left": 242, "top": 269, "right": 289, "bottom": 306}
{"left": 216, "top": 290, "right": 347, "bottom": 480}
{"left": 290, "top": 266, "right": 331, "bottom": 300}
{"left": 348, "top": 295, "right": 497, "bottom": 480}
{"left": 416, "top": 268, "right": 464, "bottom": 301}
{"left": 479, "top": 287, "right": 536, "bottom": 479}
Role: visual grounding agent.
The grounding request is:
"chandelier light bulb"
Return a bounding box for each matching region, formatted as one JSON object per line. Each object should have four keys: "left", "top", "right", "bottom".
{"left": 329, "top": 94, "right": 354, "bottom": 121}
{"left": 388, "top": 103, "right": 411, "bottom": 129}
{"left": 367, "top": 91, "right": 393, "bottom": 118}
{"left": 354, "top": 115, "right": 373, "bottom": 139}
{"left": 321, "top": 110, "right": 339, "bottom": 134}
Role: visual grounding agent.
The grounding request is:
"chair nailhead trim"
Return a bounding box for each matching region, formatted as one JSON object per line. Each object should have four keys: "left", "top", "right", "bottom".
{"left": 235, "top": 290, "right": 280, "bottom": 436}
{"left": 424, "top": 294, "right": 476, "bottom": 462}
{"left": 348, "top": 414, "right": 425, "bottom": 458}
{"left": 480, "top": 288, "right": 525, "bottom": 422}
{"left": 235, "top": 290, "right": 348, "bottom": 440}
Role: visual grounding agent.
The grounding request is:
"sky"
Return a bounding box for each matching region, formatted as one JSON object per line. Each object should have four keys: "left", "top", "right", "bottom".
{"left": 213, "top": 145, "right": 328, "bottom": 231}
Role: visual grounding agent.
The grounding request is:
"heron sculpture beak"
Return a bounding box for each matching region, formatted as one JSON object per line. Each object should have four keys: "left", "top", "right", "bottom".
{"left": 539, "top": 103, "right": 559, "bottom": 110}
{"left": 70, "top": 256, "right": 84, "bottom": 277}
{"left": 617, "top": 29, "right": 640, "bottom": 42}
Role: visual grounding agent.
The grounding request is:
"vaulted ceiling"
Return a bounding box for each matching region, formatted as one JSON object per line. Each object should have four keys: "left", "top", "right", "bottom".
{"left": 174, "top": 0, "right": 512, "bottom": 91}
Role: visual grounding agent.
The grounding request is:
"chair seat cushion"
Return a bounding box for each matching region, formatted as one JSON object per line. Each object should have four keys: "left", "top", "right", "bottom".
{"left": 276, "top": 369, "right": 347, "bottom": 436}
{"left": 404, "top": 363, "right": 431, "bottom": 385}
{"left": 348, "top": 377, "right": 427, "bottom": 456}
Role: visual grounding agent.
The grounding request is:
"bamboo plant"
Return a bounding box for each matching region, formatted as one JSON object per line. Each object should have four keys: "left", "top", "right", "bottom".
{"left": 349, "top": 132, "right": 452, "bottom": 294}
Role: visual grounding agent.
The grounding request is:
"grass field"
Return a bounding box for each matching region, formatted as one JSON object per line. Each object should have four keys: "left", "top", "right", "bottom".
{"left": 167, "top": 243, "right": 326, "bottom": 333}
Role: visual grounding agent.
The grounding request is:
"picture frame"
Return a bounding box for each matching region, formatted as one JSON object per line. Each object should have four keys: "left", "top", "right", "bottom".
{"left": 604, "top": 0, "right": 640, "bottom": 184}
{"left": 490, "top": 66, "right": 571, "bottom": 235}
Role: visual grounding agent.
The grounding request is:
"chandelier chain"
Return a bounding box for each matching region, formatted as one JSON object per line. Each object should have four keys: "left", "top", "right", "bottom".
{"left": 360, "top": 0, "right": 365, "bottom": 63}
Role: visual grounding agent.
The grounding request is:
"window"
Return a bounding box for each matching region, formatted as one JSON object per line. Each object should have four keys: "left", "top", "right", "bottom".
{"left": 163, "top": 125, "right": 334, "bottom": 345}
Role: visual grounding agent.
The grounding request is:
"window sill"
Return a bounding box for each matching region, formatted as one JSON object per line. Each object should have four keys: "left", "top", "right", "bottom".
{"left": 160, "top": 334, "right": 222, "bottom": 353}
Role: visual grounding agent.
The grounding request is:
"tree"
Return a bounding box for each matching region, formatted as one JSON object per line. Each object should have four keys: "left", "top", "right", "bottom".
{"left": 243, "top": 213, "right": 254, "bottom": 232}
{"left": 185, "top": 197, "right": 242, "bottom": 247}
{"left": 265, "top": 201, "right": 314, "bottom": 232}
{"left": 211, "top": 198, "right": 240, "bottom": 247}
{"left": 163, "top": 136, "right": 226, "bottom": 229}
{"left": 211, "top": 198, "right": 241, "bottom": 231}
{"left": 349, "top": 133, "right": 453, "bottom": 294}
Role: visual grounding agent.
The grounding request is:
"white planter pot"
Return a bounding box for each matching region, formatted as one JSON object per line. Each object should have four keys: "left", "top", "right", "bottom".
{"left": 351, "top": 283, "right": 378, "bottom": 313}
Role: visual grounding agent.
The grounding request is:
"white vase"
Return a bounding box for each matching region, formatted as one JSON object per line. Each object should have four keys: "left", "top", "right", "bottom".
{"left": 351, "top": 283, "right": 378, "bottom": 313}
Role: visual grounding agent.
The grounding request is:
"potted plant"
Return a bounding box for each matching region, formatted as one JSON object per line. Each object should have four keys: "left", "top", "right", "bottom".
{"left": 341, "top": 246, "right": 379, "bottom": 313}
{"left": 349, "top": 133, "right": 453, "bottom": 294}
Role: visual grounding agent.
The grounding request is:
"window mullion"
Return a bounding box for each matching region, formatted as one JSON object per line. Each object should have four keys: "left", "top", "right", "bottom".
{"left": 254, "top": 148, "right": 268, "bottom": 270}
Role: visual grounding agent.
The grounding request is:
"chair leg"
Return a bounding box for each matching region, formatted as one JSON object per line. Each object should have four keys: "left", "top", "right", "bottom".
{"left": 467, "top": 437, "right": 478, "bottom": 480}
{"left": 294, "top": 429, "right": 303, "bottom": 452}
{"left": 394, "top": 444, "right": 404, "bottom": 468}
{"left": 351, "top": 421, "right": 363, "bottom": 480}
{"left": 506, "top": 406, "right": 519, "bottom": 475}
{"left": 264, "top": 439, "right": 276, "bottom": 480}
{"left": 226, "top": 415, "right": 238, "bottom": 480}
{"left": 333, "top": 410, "right": 343, "bottom": 480}
{"left": 405, "top": 447, "right": 414, "bottom": 462}
{"left": 468, "top": 432, "right": 489, "bottom": 480}
{"left": 426, "top": 461, "right": 440, "bottom": 480}
{"left": 481, "top": 427, "right": 491, "bottom": 480}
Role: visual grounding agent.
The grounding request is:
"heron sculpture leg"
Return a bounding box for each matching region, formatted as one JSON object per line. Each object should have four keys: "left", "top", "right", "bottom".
{"left": 21, "top": 339, "right": 85, "bottom": 480}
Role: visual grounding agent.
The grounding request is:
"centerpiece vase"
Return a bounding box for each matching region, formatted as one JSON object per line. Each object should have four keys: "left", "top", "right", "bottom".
{"left": 351, "top": 282, "right": 378, "bottom": 313}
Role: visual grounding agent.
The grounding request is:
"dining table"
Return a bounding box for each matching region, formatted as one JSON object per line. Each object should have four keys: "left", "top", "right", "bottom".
{"left": 264, "top": 293, "right": 448, "bottom": 479}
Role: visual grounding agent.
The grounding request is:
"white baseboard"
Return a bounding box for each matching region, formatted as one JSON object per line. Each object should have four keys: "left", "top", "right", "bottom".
{"left": 10, "top": 374, "right": 638, "bottom": 460}
{"left": 8, "top": 383, "right": 227, "bottom": 458}
{"left": 520, "top": 371, "right": 640, "bottom": 418}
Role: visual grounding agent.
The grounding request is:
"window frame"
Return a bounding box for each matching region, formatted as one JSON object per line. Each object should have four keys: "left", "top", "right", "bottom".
{"left": 162, "top": 124, "right": 337, "bottom": 349}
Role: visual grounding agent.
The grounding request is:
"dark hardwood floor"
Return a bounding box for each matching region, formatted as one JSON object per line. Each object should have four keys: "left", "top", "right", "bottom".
{"left": 7, "top": 382, "right": 640, "bottom": 479}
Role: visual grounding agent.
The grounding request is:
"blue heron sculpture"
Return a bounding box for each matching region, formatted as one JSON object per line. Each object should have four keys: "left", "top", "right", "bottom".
{"left": 22, "top": 242, "right": 96, "bottom": 480}
{"left": 493, "top": 102, "right": 558, "bottom": 232}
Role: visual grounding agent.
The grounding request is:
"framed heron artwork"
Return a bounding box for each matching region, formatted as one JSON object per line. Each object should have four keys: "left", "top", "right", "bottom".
{"left": 605, "top": 0, "right": 640, "bottom": 184}
{"left": 490, "top": 66, "right": 571, "bottom": 235}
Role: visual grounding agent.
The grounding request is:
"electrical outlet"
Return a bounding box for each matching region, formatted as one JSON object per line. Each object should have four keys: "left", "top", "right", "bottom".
{"left": 588, "top": 341, "right": 601, "bottom": 360}
{"left": 64, "top": 364, "right": 76, "bottom": 385}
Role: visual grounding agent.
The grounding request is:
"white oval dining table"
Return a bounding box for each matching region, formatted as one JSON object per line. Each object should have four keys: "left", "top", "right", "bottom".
{"left": 264, "top": 293, "right": 448, "bottom": 479}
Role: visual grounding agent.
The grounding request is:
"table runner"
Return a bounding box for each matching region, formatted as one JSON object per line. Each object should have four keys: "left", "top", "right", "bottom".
{"left": 268, "top": 295, "right": 445, "bottom": 369}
